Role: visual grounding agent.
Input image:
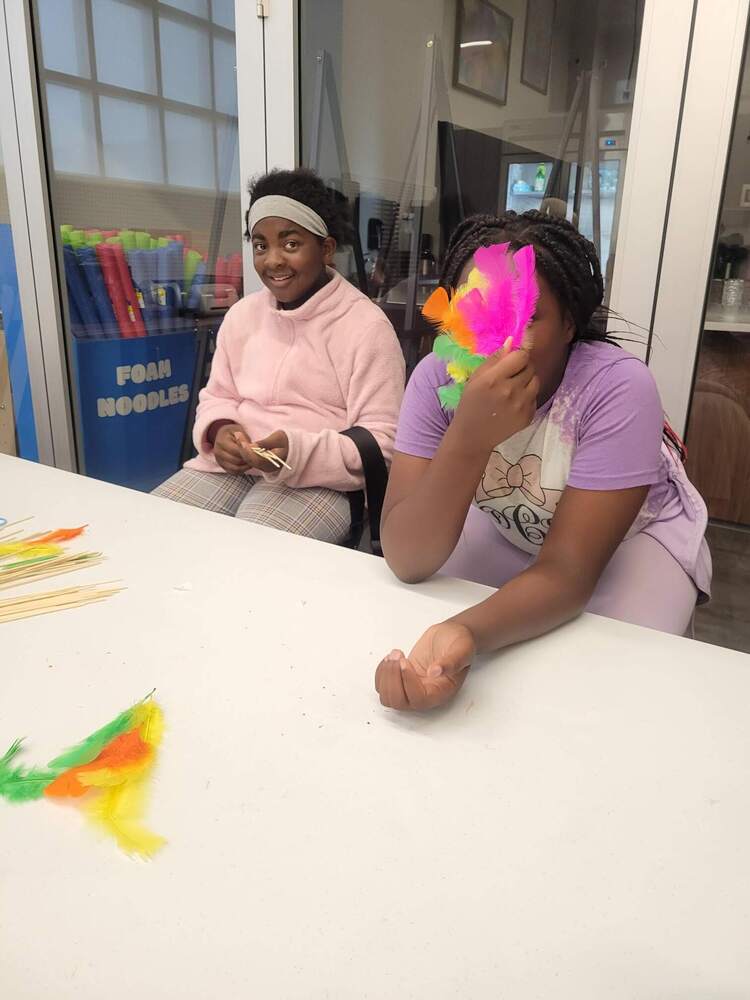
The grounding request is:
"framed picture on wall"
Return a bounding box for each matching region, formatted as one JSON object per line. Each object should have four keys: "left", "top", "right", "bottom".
{"left": 521, "top": 0, "right": 555, "bottom": 95}
{"left": 453, "top": 0, "right": 513, "bottom": 107}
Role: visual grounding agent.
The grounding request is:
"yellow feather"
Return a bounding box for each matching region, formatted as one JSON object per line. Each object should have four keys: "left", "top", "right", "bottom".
{"left": 78, "top": 758, "right": 153, "bottom": 788}
{"left": 0, "top": 542, "right": 61, "bottom": 560}
{"left": 464, "top": 267, "right": 488, "bottom": 292}
{"left": 84, "top": 777, "right": 165, "bottom": 858}
{"left": 131, "top": 700, "right": 164, "bottom": 749}
{"left": 446, "top": 362, "right": 470, "bottom": 384}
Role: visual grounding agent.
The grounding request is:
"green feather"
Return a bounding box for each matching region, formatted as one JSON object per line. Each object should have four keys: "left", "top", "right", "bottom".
{"left": 438, "top": 382, "right": 464, "bottom": 410}
{"left": 434, "top": 335, "right": 486, "bottom": 377}
{"left": 46, "top": 704, "right": 137, "bottom": 770}
{"left": 433, "top": 334, "right": 464, "bottom": 363}
{"left": 0, "top": 740, "right": 59, "bottom": 802}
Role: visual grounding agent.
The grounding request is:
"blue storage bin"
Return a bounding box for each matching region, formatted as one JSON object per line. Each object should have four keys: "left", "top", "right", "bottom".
{"left": 73, "top": 330, "right": 198, "bottom": 492}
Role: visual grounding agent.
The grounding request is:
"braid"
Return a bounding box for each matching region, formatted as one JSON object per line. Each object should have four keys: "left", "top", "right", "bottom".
{"left": 441, "top": 214, "right": 505, "bottom": 291}
{"left": 439, "top": 210, "right": 609, "bottom": 343}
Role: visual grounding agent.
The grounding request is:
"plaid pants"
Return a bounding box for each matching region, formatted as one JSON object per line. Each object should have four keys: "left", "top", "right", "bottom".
{"left": 153, "top": 468, "right": 352, "bottom": 544}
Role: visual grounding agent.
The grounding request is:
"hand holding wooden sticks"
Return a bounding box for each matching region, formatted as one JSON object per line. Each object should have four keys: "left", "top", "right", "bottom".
{"left": 248, "top": 445, "right": 293, "bottom": 472}
{"left": 232, "top": 430, "right": 293, "bottom": 473}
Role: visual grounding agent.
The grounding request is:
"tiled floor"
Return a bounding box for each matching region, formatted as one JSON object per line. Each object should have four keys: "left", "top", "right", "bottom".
{"left": 694, "top": 522, "right": 750, "bottom": 654}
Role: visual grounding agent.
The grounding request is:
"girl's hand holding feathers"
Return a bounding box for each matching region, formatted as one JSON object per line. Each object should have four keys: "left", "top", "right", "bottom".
{"left": 451, "top": 342, "right": 539, "bottom": 458}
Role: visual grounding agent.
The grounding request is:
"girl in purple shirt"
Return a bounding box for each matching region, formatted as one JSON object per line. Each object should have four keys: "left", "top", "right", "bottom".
{"left": 375, "top": 211, "right": 711, "bottom": 713}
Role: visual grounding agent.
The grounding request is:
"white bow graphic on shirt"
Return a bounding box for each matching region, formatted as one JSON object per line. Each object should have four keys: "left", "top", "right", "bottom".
{"left": 476, "top": 451, "right": 563, "bottom": 514}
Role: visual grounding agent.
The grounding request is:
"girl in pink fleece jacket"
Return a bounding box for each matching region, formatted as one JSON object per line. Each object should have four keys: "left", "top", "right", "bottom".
{"left": 154, "top": 168, "right": 405, "bottom": 542}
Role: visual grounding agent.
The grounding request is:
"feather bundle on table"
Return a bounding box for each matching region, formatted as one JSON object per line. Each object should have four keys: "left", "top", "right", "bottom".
{"left": 0, "top": 526, "right": 86, "bottom": 563}
{"left": 0, "top": 694, "right": 165, "bottom": 857}
{"left": 422, "top": 242, "right": 540, "bottom": 409}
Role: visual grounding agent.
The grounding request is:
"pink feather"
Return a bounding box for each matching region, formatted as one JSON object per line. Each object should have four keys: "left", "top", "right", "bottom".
{"left": 510, "top": 245, "right": 540, "bottom": 348}
{"left": 458, "top": 244, "right": 516, "bottom": 355}
{"left": 473, "top": 242, "right": 511, "bottom": 279}
{"left": 453, "top": 241, "right": 540, "bottom": 358}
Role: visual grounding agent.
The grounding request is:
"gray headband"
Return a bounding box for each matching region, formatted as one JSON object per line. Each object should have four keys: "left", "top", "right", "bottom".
{"left": 248, "top": 195, "right": 329, "bottom": 239}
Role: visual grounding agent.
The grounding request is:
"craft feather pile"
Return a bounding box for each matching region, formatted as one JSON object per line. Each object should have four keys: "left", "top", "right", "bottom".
{"left": 0, "top": 695, "right": 165, "bottom": 857}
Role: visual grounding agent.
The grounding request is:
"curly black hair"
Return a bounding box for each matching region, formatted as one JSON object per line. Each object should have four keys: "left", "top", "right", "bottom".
{"left": 440, "top": 210, "right": 609, "bottom": 343}
{"left": 244, "top": 167, "right": 355, "bottom": 246}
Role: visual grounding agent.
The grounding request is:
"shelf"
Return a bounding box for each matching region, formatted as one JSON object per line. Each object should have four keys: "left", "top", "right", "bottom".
{"left": 704, "top": 313, "right": 750, "bottom": 333}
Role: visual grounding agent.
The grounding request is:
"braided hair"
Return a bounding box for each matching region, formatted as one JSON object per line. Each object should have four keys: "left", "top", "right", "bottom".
{"left": 440, "top": 212, "right": 688, "bottom": 458}
{"left": 440, "top": 210, "right": 609, "bottom": 343}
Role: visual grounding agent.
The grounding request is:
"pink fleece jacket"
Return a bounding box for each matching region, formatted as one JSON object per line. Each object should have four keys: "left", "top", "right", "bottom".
{"left": 185, "top": 269, "right": 405, "bottom": 491}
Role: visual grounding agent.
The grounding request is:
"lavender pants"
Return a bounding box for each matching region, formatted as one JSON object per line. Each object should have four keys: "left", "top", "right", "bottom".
{"left": 439, "top": 505, "right": 701, "bottom": 636}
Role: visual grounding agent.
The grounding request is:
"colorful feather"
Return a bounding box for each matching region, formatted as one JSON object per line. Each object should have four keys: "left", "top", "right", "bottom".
{"left": 32, "top": 527, "right": 86, "bottom": 545}
{"left": 0, "top": 526, "right": 87, "bottom": 571}
{"left": 47, "top": 702, "right": 142, "bottom": 770}
{"left": 0, "top": 739, "right": 58, "bottom": 802}
{"left": 423, "top": 242, "right": 540, "bottom": 409}
{"left": 0, "top": 695, "right": 165, "bottom": 857}
{"left": 85, "top": 777, "right": 165, "bottom": 858}
{"left": 0, "top": 543, "right": 61, "bottom": 561}
{"left": 510, "top": 244, "right": 540, "bottom": 347}
{"left": 44, "top": 729, "right": 152, "bottom": 798}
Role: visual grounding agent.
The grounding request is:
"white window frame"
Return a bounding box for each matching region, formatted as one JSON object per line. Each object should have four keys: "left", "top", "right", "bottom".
{"left": 236, "top": 0, "right": 295, "bottom": 294}
{"left": 0, "top": 0, "right": 75, "bottom": 469}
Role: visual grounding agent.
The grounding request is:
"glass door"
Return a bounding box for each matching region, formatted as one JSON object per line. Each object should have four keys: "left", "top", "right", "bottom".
{"left": 296, "top": 0, "right": 655, "bottom": 374}
{"left": 685, "top": 41, "right": 750, "bottom": 530}
{"left": 29, "top": 0, "right": 246, "bottom": 492}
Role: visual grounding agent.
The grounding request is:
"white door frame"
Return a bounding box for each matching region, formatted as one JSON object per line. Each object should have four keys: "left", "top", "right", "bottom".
{"left": 0, "top": 0, "right": 73, "bottom": 468}
{"left": 647, "top": 0, "right": 750, "bottom": 435}
{"left": 236, "top": 0, "right": 297, "bottom": 295}
{"left": 606, "top": 0, "right": 696, "bottom": 364}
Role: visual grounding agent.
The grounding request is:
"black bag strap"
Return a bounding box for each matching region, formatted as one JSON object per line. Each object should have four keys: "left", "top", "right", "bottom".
{"left": 340, "top": 426, "right": 388, "bottom": 556}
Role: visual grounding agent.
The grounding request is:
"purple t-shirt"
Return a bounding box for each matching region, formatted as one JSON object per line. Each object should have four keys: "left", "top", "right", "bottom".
{"left": 396, "top": 341, "right": 710, "bottom": 595}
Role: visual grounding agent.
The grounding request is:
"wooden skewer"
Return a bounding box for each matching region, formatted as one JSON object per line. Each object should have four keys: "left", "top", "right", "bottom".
{"left": 0, "top": 528, "right": 25, "bottom": 542}
{"left": 232, "top": 431, "right": 293, "bottom": 472}
{"left": 0, "top": 550, "right": 102, "bottom": 572}
{"left": 0, "top": 552, "right": 104, "bottom": 590}
{"left": 0, "top": 584, "right": 122, "bottom": 624}
{"left": 251, "top": 446, "right": 293, "bottom": 472}
{"left": 250, "top": 446, "right": 282, "bottom": 468}
{"left": 0, "top": 582, "right": 120, "bottom": 610}
{"left": 0, "top": 516, "right": 35, "bottom": 538}
{"left": 0, "top": 597, "right": 112, "bottom": 624}
{"left": 0, "top": 597, "right": 120, "bottom": 625}
{"left": 0, "top": 581, "right": 121, "bottom": 606}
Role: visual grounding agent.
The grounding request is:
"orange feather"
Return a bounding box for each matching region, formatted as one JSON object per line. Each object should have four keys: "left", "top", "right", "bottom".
{"left": 422, "top": 286, "right": 476, "bottom": 349}
{"left": 44, "top": 729, "right": 151, "bottom": 798}
{"left": 421, "top": 285, "right": 450, "bottom": 326}
{"left": 33, "top": 527, "right": 86, "bottom": 545}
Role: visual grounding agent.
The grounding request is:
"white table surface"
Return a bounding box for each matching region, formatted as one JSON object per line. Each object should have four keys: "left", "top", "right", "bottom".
{"left": 1, "top": 454, "right": 749, "bottom": 999}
